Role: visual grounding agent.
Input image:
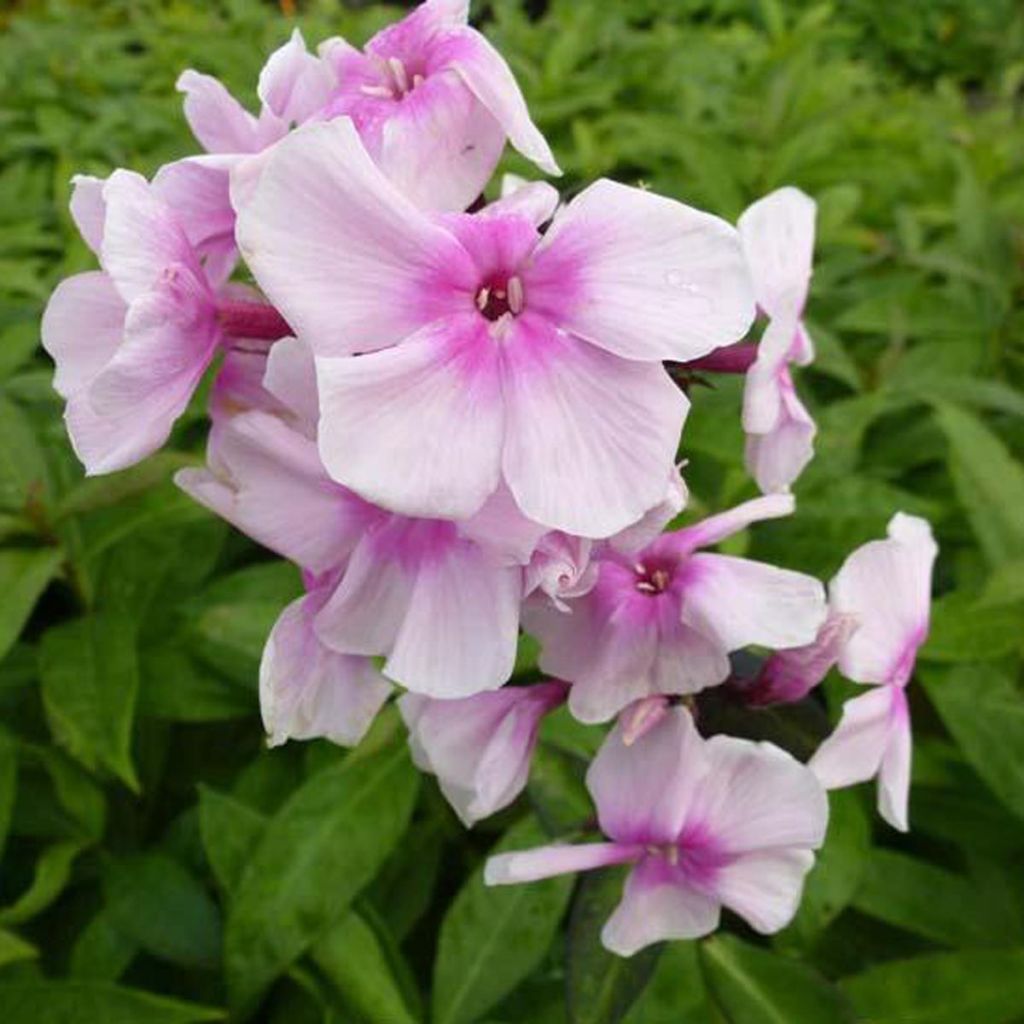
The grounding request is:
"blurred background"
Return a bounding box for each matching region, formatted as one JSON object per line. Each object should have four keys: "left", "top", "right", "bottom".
{"left": 1, "top": 1, "right": 1024, "bottom": 1022}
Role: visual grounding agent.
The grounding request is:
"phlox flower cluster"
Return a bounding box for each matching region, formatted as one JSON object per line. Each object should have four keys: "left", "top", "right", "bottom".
{"left": 42, "top": 0, "right": 937, "bottom": 955}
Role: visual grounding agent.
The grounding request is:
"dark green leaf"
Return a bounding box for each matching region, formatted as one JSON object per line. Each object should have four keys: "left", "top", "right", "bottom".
{"left": 935, "top": 402, "right": 1024, "bottom": 566}
{"left": 841, "top": 950, "right": 1024, "bottom": 1024}
{"left": 39, "top": 613, "right": 139, "bottom": 789}
{"left": 225, "top": 737, "right": 418, "bottom": 1013}
{"left": 0, "top": 731, "right": 16, "bottom": 859}
{"left": 567, "top": 867, "right": 662, "bottom": 1024}
{"left": 104, "top": 852, "right": 222, "bottom": 968}
{"left": 923, "top": 664, "right": 1024, "bottom": 822}
{"left": 198, "top": 785, "right": 267, "bottom": 895}
{"left": 0, "top": 839, "right": 87, "bottom": 926}
{"left": 434, "top": 816, "right": 573, "bottom": 1024}
{"left": 0, "top": 981, "right": 223, "bottom": 1023}
{"left": 0, "top": 929, "right": 36, "bottom": 968}
{"left": 852, "top": 848, "right": 1021, "bottom": 947}
{"left": 700, "top": 935, "right": 855, "bottom": 1024}
{"left": 312, "top": 908, "right": 421, "bottom": 1024}
{"left": 623, "top": 942, "right": 717, "bottom": 1024}
{"left": 0, "top": 547, "right": 62, "bottom": 662}
{"left": 70, "top": 908, "right": 137, "bottom": 982}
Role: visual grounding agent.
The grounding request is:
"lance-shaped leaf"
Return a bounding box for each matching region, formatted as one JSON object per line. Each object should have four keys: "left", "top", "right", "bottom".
{"left": 225, "top": 737, "right": 418, "bottom": 1014}
{"left": 40, "top": 613, "right": 139, "bottom": 790}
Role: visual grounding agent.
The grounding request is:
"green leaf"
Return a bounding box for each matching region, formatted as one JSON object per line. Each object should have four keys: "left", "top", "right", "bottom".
{"left": 782, "top": 789, "right": 870, "bottom": 947}
{"left": 567, "top": 867, "right": 662, "bottom": 1024}
{"left": 700, "top": 935, "right": 855, "bottom": 1024}
{"left": 0, "top": 731, "right": 16, "bottom": 860}
{"left": 922, "top": 664, "right": 1024, "bottom": 822}
{"left": 0, "top": 839, "right": 87, "bottom": 926}
{"left": 923, "top": 591, "right": 1024, "bottom": 662}
{"left": 225, "top": 738, "right": 418, "bottom": 1014}
{"left": 433, "top": 816, "right": 573, "bottom": 1024}
{"left": 0, "top": 980, "right": 223, "bottom": 1023}
{"left": 934, "top": 402, "right": 1024, "bottom": 566}
{"left": 40, "top": 613, "right": 139, "bottom": 790}
{"left": 841, "top": 950, "right": 1024, "bottom": 1024}
{"left": 0, "top": 394, "right": 49, "bottom": 513}
{"left": 70, "top": 908, "right": 137, "bottom": 982}
{"left": 139, "top": 644, "right": 253, "bottom": 722}
{"left": 0, "top": 928, "right": 36, "bottom": 968}
{"left": 527, "top": 742, "right": 594, "bottom": 835}
{"left": 198, "top": 786, "right": 267, "bottom": 895}
{"left": 0, "top": 547, "right": 62, "bottom": 662}
{"left": 623, "top": 942, "right": 717, "bottom": 1024}
{"left": 851, "top": 848, "right": 1019, "bottom": 947}
{"left": 103, "top": 853, "right": 222, "bottom": 968}
{"left": 187, "top": 563, "right": 301, "bottom": 686}
{"left": 312, "top": 908, "right": 421, "bottom": 1024}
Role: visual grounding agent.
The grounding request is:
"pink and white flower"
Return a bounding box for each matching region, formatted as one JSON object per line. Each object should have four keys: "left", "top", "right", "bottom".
{"left": 485, "top": 707, "right": 828, "bottom": 954}
{"left": 809, "top": 513, "right": 937, "bottom": 831}
{"left": 317, "top": 0, "right": 558, "bottom": 210}
{"left": 261, "top": 577, "right": 392, "bottom": 748}
{"left": 41, "top": 171, "right": 224, "bottom": 474}
{"left": 176, "top": 409, "right": 530, "bottom": 698}
{"left": 525, "top": 493, "right": 827, "bottom": 723}
{"left": 237, "top": 117, "right": 755, "bottom": 536}
{"left": 738, "top": 187, "right": 818, "bottom": 493}
{"left": 400, "top": 681, "right": 568, "bottom": 825}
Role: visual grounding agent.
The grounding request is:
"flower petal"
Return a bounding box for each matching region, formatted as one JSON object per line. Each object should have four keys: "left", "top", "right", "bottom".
{"left": 257, "top": 29, "right": 334, "bottom": 124}
{"left": 690, "top": 734, "right": 828, "bottom": 854}
{"left": 738, "top": 186, "right": 816, "bottom": 319}
{"left": 587, "top": 706, "right": 706, "bottom": 845}
{"left": 152, "top": 156, "right": 240, "bottom": 286}
{"left": 177, "top": 411, "right": 379, "bottom": 573}
{"left": 68, "top": 287, "right": 217, "bottom": 474}
{"left": 712, "top": 848, "right": 816, "bottom": 934}
{"left": 601, "top": 856, "right": 721, "bottom": 955}
{"left": 682, "top": 554, "right": 826, "bottom": 652}
{"left": 385, "top": 538, "right": 522, "bottom": 697}
{"left": 377, "top": 73, "right": 507, "bottom": 212}
{"left": 260, "top": 590, "right": 391, "bottom": 747}
{"left": 41, "top": 272, "right": 125, "bottom": 399}
{"left": 100, "top": 170, "right": 204, "bottom": 304}
{"left": 69, "top": 174, "right": 106, "bottom": 255}
{"left": 831, "top": 513, "right": 937, "bottom": 685}
{"left": 443, "top": 28, "right": 560, "bottom": 175}
{"left": 236, "top": 118, "right": 475, "bottom": 356}
{"left": 670, "top": 492, "right": 794, "bottom": 555}
{"left": 314, "top": 525, "right": 414, "bottom": 656}
{"left": 317, "top": 315, "right": 504, "bottom": 520}
{"left": 485, "top": 843, "right": 637, "bottom": 886}
{"left": 176, "top": 69, "right": 265, "bottom": 154}
{"left": 262, "top": 334, "right": 320, "bottom": 431}
{"left": 745, "top": 375, "right": 816, "bottom": 494}
{"left": 526, "top": 179, "right": 754, "bottom": 362}
{"left": 809, "top": 685, "right": 895, "bottom": 790}
{"left": 501, "top": 314, "right": 688, "bottom": 537}
{"left": 878, "top": 687, "right": 912, "bottom": 831}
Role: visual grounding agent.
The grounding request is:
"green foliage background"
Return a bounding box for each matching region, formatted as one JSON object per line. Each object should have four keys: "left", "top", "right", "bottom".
{"left": 2, "top": 0, "right": 1024, "bottom": 1021}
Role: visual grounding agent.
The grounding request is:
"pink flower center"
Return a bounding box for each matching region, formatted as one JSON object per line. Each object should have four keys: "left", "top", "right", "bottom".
{"left": 634, "top": 559, "right": 672, "bottom": 595}
{"left": 475, "top": 275, "right": 524, "bottom": 321}
{"left": 648, "top": 826, "right": 730, "bottom": 886}
{"left": 360, "top": 56, "right": 425, "bottom": 100}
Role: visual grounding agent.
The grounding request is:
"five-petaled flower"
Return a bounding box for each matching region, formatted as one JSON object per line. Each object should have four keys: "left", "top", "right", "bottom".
{"left": 486, "top": 707, "right": 828, "bottom": 954}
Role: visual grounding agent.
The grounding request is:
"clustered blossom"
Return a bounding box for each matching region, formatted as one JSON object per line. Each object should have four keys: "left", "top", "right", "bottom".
{"left": 42, "top": 0, "right": 936, "bottom": 957}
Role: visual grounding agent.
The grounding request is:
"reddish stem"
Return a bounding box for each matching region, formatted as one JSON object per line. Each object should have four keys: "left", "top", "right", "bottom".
{"left": 217, "top": 300, "right": 292, "bottom": 341}
{"left": 678, "top": 341, "right": 758, "bottom": 374}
